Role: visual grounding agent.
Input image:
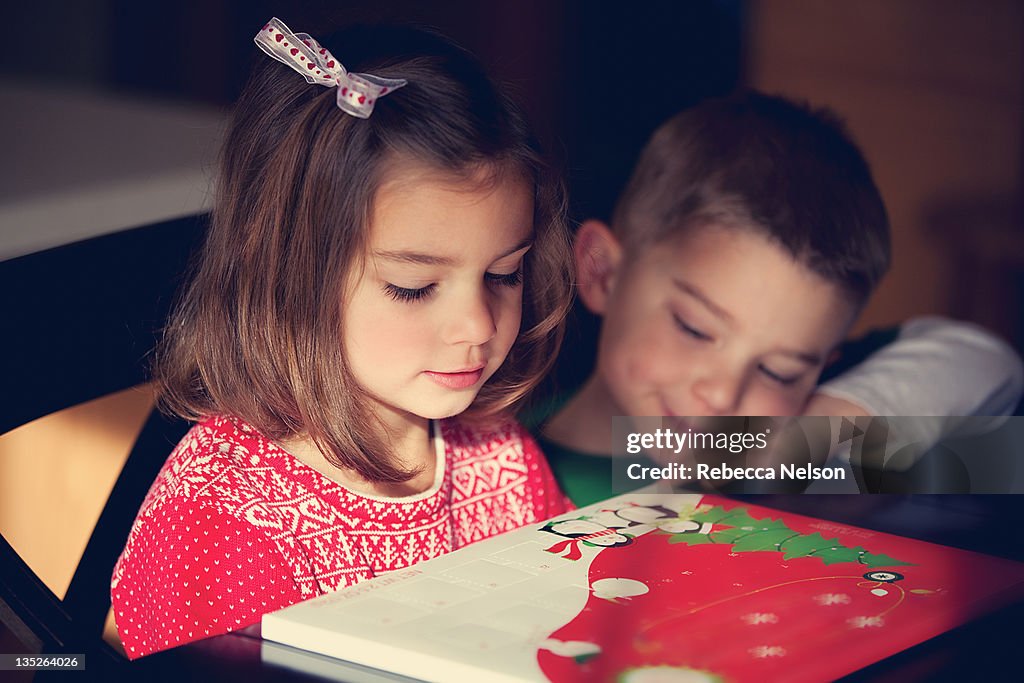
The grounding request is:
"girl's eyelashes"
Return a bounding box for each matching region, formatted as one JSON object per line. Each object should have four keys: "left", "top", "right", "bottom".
{"left": 758, "top": 364, "right": 800, "bottom": 386}
{"left": 671, "top": 312, "right": 713, "bottom": 342}
{"left": 485, "top": 269, "right": 523, "bottom": 288}
{"left": 384, "top": 282, "right": 436, "bottom": 302}
{"left": 383, "top": 268, "right": 522, "bottom": 303}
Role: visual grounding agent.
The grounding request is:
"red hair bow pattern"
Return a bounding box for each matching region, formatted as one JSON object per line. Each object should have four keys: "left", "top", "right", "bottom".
{"left": 254, "top": 17, "right": 407, "bottom": 119}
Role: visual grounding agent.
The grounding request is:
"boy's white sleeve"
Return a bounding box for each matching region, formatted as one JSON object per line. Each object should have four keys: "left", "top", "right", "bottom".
{"left": 816, "top": 316, "right": 1023, "bottom": 418}
{"left": 805, "top": 317, "right": 1022, "bottom": 483}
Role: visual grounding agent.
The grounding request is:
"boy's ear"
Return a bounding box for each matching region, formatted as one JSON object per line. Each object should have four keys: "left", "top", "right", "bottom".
{"left": 574, "top": 219, "right": 623, "bottom": 315}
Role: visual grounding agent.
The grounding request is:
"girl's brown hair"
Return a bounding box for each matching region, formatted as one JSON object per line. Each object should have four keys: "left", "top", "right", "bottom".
{"left": 155, "top": 25, "right": 572, "bottom": 483}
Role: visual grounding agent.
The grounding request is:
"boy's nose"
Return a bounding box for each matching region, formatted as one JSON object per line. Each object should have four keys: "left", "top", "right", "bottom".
{"left": 691, "top": 371, "right": 744, "bottom": 416}
{"left": 446, "top": 288, "right": 497, "bottom": 346}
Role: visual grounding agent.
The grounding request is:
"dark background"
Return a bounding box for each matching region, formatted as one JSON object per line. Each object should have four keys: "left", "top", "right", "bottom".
{"left": 0, "top": 0, "right": 744, "bottom": 395}
{"left": 1, "top": 0, "right": 1021, "bottom": 393}
{"left": 0, "top": 1, "right": 743, "bottom": 219}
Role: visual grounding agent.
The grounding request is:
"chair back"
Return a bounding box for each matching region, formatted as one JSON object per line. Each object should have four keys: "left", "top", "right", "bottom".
{"left": 0, "top": 214, "right": 207, "bottom": 667}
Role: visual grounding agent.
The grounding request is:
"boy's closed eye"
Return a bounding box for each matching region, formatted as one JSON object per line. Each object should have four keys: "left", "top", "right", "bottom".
{"left": 671, "top": 311, "right": 811, "bottom": 387}
{"left": 758, "top": 364, "right": 801, "bottom": 386}
{"left": 671, "top": 312, "right": 713, "bottom": 341}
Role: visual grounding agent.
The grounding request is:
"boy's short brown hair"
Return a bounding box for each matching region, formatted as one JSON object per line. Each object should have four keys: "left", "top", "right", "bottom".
{"left": 611, "top": 91, "right": 890, "bottom": 303}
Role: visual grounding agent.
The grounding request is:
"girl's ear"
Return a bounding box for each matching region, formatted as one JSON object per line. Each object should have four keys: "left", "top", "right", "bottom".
{"left": 574, "top": 219, "right": 623, "bottom": 315}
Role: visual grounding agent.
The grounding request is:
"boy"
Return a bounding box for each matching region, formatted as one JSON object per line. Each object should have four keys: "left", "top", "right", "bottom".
{"left": 539, "top": 92, "right": 1022, "bottom": 504}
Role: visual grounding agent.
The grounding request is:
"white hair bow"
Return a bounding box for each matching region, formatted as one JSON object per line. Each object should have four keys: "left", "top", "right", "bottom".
{"left": 254, "top": 17, "right": 407, "bottom": 119}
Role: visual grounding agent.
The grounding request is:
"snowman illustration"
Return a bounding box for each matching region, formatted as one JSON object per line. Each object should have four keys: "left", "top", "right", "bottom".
{"left": 541, "top": 518, "right": 636, "bottom": 560}
{"left": 542, "top": 499, "right": 711, "bottom": 560}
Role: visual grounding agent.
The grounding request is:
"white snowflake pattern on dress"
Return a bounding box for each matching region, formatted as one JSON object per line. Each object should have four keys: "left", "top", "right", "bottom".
{"left": 749, "top": 645, "right": 786, "bottom": 658}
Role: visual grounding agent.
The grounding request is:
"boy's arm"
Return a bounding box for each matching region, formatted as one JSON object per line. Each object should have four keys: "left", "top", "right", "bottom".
{"left": 811, "top": 316, "right": 1023, "bottom": 418}
{"left": 799, "top": 317, "right": 1022, "bottom": 471}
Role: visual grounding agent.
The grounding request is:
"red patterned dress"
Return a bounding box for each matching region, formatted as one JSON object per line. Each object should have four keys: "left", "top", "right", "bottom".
{"left": 111, "top": 415, "right": 568, "bottom": 659}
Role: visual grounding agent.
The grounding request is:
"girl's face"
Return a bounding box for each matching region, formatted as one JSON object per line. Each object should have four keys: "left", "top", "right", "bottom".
{"left": 343, "top": 162, "right": 534, "bottom": 433}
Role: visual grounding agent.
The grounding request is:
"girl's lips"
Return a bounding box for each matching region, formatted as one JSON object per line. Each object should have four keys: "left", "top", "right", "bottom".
{"left": 424, "top": 366, "right": 485, "bottom": 389}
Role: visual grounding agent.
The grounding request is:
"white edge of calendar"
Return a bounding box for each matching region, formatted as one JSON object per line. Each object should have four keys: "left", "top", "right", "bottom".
{"left": 260, "top": 488, "right": 696, "bottom": 683}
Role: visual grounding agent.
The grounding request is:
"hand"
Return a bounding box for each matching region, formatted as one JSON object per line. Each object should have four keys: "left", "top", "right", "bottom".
{"left": 744, "top": 396, "right": 866, "bottom": 486}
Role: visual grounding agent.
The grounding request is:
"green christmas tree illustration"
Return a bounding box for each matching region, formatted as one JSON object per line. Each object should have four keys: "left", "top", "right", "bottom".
{"left": 664, "top": 505, "right": 913, "bottom": 568}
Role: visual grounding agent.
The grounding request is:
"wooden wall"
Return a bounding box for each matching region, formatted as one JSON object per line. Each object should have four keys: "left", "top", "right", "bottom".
{"left": 747, "top": 0, "right": 1024, "bottom": 339}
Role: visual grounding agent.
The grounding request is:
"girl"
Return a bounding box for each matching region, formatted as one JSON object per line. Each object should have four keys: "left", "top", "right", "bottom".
{"left": 112, "top": 19, "right": 573, "bottom": 659}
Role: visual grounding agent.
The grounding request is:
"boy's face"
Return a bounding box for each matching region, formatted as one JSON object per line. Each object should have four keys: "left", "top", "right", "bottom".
{"left": 578, "top": 221, "right": 859, "bottom": 419}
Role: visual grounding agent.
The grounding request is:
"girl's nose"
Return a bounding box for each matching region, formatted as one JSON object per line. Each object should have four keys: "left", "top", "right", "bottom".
{"left": 446, "top": 287, "right": 497, "bottom": 346}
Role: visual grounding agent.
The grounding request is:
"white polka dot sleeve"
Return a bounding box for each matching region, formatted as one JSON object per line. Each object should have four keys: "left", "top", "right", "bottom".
{"left": 520, "top": 423, "right": 576, "bottom": 516}
{"left": 111, "top": 501, "right": 303, "bottom": 660}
